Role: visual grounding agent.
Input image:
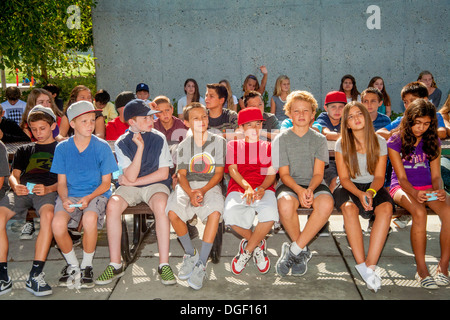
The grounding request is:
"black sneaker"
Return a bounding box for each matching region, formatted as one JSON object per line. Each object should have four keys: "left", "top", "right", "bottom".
{"left": 0, "top": 276, "right": 12, "bottom": 296}
{"left": 58, "top": 264, "right": 81, "bottom": 287}
{"left": 80, "top": 266, "right": 95, "bottom": 288}
{"left": 25, "top": 272, "right": 52, "bottom": 297}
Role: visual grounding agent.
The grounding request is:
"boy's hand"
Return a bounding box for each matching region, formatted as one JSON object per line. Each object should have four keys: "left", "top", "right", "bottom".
{"left": 62, "top": 198, "right": 75, "bottom": 213}
{"left": 297, "top": 187, "right": 313, "bottom": 208}
{"left": 32, "top": 184, "right": 50, "bottom": 196}
{"left": 189, "top": 189, "right": 203, "bottom": 207}
{"left": 254, "top": 187, "right": 265, "bottom": 201}
{"left": 77, "top": 195, "right": 92, "bottom": 210}
{"left": 118, "top": 174, "right": 133, "bottom": 186}
{"left": 242, "top": 186, "right": 256, "bottom": 205}
{"left": 14, "top": 184, "right": 29, "bottom": 196}
{"left": 132, "top": 132, "right": 144, "bottom": 149}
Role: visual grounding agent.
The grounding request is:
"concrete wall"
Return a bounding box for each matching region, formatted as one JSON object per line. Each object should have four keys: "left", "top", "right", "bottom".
{"left": 92, "top": 0, "right": 449, "bottom": 112}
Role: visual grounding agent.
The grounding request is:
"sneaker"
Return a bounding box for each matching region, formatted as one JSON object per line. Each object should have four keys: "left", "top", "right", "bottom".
{"left": 80, "top": 266, "right": 95, "bottom": 288}
{"left": 393, "top": 215, "right": 412, "bottom": 229}
{"left": 178, "top": 250, "right": 199, "bottom": 280}
{"left": 158, "top": 265, "right": 176, "bottom": 285}
{"left": 275, "top": 242, "right": 295, "bottom": 277}
{"left": 95, "top": 264, "right": 125, "bottom": 285}
{"left": 0, "top": 276, "right": 12, "bottom": 296}
{"left": 318, "top": 221, "right": 330, "bottom": 237}
{"left": 253, "top": 240, "right": 270, "bottom": 274}
{"left": 188, "top": 261, "right": 207, "bottom": 290}
{"left": 58, "top": 264, "right": 81, "bottom": 288}
{"left": 237, "top": 238, "right": 248, "bottom": 255}
{"left": 291, "top": 247, "right": 312, "bottom": 276}
{"left": 25, "top": 272, "right": 52, "bottom": 296}
{"left": 231, "top": 250, "right": 252, "bottom": 275}
{"left": 68, "top": 228, "right": 82, "bottom": 247}
{"left": 20, "top": 221, "right": 35, "bottom": 240}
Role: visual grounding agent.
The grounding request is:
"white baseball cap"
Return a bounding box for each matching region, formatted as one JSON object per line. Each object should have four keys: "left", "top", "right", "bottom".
{"left": 67, "top": 101, "right": 102, "bottom": 122}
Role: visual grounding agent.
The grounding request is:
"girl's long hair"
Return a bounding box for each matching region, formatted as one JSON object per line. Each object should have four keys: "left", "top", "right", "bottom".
{"left": 340, "top": 101, "right": 380, "bottom": 179}
{"left": 394, "top": 99, "right": 439, "bottom": 162}
{"left": 339, "top": 74, "right": 360, "bottom": 101}
{"left": 21, "top": 88, "right": 63, "bottom": 129}
{"left": 368, "top": 76, "right": 391, "bottom": 107}
{"left": 184, "top": 78, "right": 200, "bottom": 102}
{"left": 272, "top": 75, "right": 290, "bottom": 96}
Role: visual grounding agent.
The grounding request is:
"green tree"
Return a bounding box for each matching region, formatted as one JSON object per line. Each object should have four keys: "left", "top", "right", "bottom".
{"left": 0, "top": 0, "right": 96, "bottom": 82}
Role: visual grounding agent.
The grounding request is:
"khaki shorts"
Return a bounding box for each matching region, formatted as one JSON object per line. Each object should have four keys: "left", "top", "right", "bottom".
{"left": 165, "top": 181, "right": 224, "bottom": 223}
{"left": 113, "top": 183, "right": 171, "bottom": 207}
{"left": 55, "top": 195, "right": 108, "bottom": 229}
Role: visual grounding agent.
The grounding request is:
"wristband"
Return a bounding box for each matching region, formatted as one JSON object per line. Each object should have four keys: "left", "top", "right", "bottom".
{"left": 366, "top": 188, "right": 377, "bottom": 197}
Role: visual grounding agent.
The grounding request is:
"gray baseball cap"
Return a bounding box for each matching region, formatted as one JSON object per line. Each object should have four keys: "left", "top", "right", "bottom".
{"left": 67, "top": 101, "right": 102, "bottom": 122}
{"left": 27, "top": 105, "right": 57, "bottom": 123}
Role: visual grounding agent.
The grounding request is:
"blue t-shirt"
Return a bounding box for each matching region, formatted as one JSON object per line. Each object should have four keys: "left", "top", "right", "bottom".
{"left": 383, "top": 113, "right": 445, "bottom": 131}
{"left": 51, "top": 135, "right": 118, "bottom": 198}
{"left": 115, "top": 129, "right": 173, "bottom": 189}
{"left": 316, "top": 112, "right": 341, "bottom": 132}
{"left": 372, "top": 112, "right": 392, "bottom": 131}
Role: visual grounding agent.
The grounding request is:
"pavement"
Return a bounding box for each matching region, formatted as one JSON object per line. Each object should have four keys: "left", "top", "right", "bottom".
{"left": 0, "top": 215, "right": 448, "bottom": 302}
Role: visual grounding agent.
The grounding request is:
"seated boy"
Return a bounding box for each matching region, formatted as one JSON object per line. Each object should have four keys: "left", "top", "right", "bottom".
{"left": 361, "top": 87, "right": 391, "bottom": 131}
{"left": 51, "top": 101, "right": 118, "bottom": 289}
{"left": 166, "top": 102, "right": 225, "bottom": 290}
{"left": 1, "top": 86, "right": 27, "bottom": 125}
{"left": 96, "top": 99, "right": 176, "bottom": 286}
{"left": 377, "top": 81, "right": 447, "bottom": 140}
{"left": 105, "top": 91, "right": 135, "bottom": 140}
{"left": 242, "top": 91, "right": 280, "bottom": 141}
{"left": 0, "top": 106, "right": 58, "bottom": 297}
{"left": 223, "top": 107, "right": 278, "bottom": 275}
{"left": 316, "top": 91, "right": 347, "bottom": 193}
{"left": 272, "top": 91, "right": 334, "bottom": 277}
{"left": 205, "top": 83, "right": 238, "bottom": 139}
{"left": 0, "top": 104, "right": 31, "bottom": 143}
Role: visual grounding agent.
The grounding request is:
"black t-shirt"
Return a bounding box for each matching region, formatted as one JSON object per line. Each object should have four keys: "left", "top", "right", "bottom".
{"left": 12, "top": 141, "right": 58, "bottom": 186}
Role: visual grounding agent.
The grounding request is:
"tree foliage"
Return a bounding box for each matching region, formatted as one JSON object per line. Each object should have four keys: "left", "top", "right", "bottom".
{"left": 0, "top": 0, "right": 96, "bottom": 82}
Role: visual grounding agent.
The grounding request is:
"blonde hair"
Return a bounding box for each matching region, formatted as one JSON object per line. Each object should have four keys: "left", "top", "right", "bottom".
{"left": 283, "top": 90, "right": 318, "bottom": 116}
{"left": 273, "top": 75, "right": 290, "bottom": 96}
{"left": 153, "top": 95, "right": 172, "bottom": 106}
{"left": 340, "top": 102, "right": 380, "bottom": 179}
{"left": 219, "top": 80, "right": 235, "bottom": 110}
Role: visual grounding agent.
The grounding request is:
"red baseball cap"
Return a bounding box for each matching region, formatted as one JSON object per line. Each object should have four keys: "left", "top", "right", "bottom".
{"left": 238, "top": 107, "right": 266, "bottom": 126}
{"left": 324, "top": 91, "right": 347, "bottom": 107}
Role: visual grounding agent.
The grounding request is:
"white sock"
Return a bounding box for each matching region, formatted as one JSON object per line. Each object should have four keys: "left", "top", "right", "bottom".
{"left": 110, "top": 262, "right": 122, "bottom": 270}
{"left": 80, "top": 251, "right": 95, "bottom": 269}
{"left": 289, "top": 242, "right": 304, "bottom": 255}
{"left": 159, "top": 263, "right": 169, "bottom": 269}
{"left": 62, "top": 249, "right": 79, "bottom": 267}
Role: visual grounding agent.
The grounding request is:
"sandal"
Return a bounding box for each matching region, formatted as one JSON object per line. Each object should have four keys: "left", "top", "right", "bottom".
{"left": 435, "top": 273, "right": 450, "bottom": 286}
{"left": 415, "top": 273, "right": 438, "bottom": 290}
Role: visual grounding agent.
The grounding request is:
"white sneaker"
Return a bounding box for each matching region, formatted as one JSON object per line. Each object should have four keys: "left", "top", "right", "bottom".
{"left": 253, "top": 240, "right": 270, "bottom": 274}
{"left": 178, "top": 250, "right": 199, "bottom": 280}
{"left": 393, "top": 215, "right": 412, "bottom": 229}
{"left": 188, "top": 261, "right": 207, "bottom": 290}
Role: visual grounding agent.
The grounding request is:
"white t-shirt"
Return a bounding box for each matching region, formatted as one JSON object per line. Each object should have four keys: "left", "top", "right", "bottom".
{"left": 177, "top": 96, "right": 206, "bottom": 115}
{"left": 1, "top": 99, "right": 26, "bottom": 125}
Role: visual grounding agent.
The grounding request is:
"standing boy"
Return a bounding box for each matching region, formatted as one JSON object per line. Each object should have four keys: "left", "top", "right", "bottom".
{"left": 224, "top": 107, "right": 278, "bottom": 275}
{"left": 51, "top": 101, "right": 118, "bottom": 289}
{"left": 96, "top": 99, "right": 176, "bottom": 286}
{"left": 361, "top": 87, "right": 392, "bottom": 131}
{"left": 166, "top": 102, "right": 225, "bottom": 290}
{"left": 272, "top": 91, "right": 334, "bottom": 277}
{"left": 0, "top": 106, "right": 58, "bottom": 296}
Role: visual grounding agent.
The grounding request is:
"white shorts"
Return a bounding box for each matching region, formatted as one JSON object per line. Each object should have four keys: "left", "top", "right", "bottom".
{"left": 223, "top": 190, "right": 278, "bottom": 230}
{"left": 165, "top": 181, "right": 224, "bottom": 223}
